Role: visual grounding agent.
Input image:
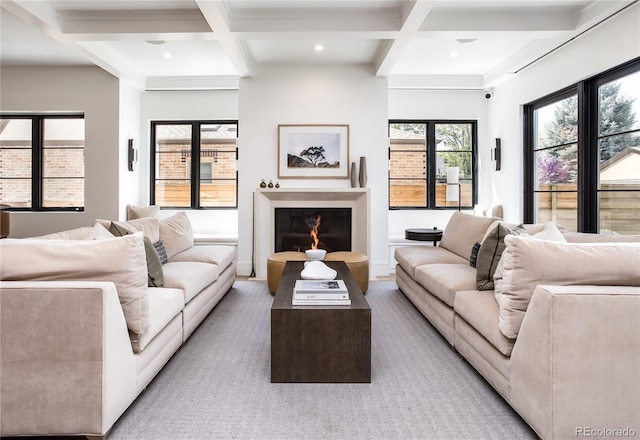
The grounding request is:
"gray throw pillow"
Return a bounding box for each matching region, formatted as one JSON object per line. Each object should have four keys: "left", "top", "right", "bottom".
{"left": 475, "top": 223, "right": 528, "bottom": 290}
{"left": 110, "top": 222, "right": 164, "bottom": 287}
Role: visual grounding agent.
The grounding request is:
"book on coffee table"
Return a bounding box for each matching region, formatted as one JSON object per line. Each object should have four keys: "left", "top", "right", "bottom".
{"left": 293, "top": 279, "right": 351, "bottom": 305}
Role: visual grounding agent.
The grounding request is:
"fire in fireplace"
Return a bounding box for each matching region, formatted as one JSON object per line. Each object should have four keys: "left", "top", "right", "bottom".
{"left": 274, "top": 208, "right": 352, "bottom": 253}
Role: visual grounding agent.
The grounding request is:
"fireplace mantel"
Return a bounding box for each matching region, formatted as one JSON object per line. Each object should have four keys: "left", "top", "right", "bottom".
{"left": 253, "top": 188, "right": 370, "bottom": 279}
{"left": 257, "top": 188, "right": 368, "bottom": 201}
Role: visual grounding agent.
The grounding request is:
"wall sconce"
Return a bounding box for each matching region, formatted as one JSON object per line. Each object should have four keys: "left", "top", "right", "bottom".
{"left": 446, "top": 166, "right": 461, "bottom": 212}
{"left": 492, "top": 138, "right": 501, "bottom": 171}
{"left": 128, "top": 139, "right": 138, "bottom": 172}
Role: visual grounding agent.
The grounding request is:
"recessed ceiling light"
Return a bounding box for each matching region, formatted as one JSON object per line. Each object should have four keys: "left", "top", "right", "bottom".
{"left": 450, "top": 51, "right": 459, "bottom": 57}
{"left": 314, "top": 44, "right": 324, "bottom": 52}
{"left": 146, "top": 40, "right": 165, "bottom": 45}
{"left": 456, "top": 38, "right": 476, "bottom": 44}
{"left": 163, "top": 52, "right": 173, "bottom": 59}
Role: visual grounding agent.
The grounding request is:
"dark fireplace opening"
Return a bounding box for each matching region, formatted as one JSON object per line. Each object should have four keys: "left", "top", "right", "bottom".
{"left": 274, "top": 207, "right": 352, "bottom": 253}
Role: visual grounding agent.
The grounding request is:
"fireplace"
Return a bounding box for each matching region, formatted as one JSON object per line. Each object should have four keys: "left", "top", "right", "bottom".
{"left": 274, "top": 208, "right": 352, "bottom": 253}
{"left": 253, "top": 188, "right": 369, "bottom": 279}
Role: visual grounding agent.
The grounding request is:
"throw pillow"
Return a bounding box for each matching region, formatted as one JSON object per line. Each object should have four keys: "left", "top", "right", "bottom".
{"left": 475, "top": 223, "right": 528, "bottom": 291}
{"left": 153, "top": 240, "right": 168, "bottom": 264}
{"left": 0, "top": 232, "right": 150, "bottom": 335}
{"left": 110, "top": 222, "right": 164, "bottom": 288}
{"left": 496, "top": 235, "right": 640, "bottom": 339}
{"left": 159, "top": 212, "right": 194, "bottom": 259}
{"left": 469, "top": 242, "right": 481, "bottom": 268}
{"left": 110, "top": 217, "right": 160, "bottom": 243}
{"left": 531, "top": 221, "right": 566, "bottom": 242}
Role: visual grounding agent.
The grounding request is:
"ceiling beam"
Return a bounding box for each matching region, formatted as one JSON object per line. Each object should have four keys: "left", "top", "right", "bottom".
{"left": 374, "top": 1, "right": 435, "bottom": 77}
{"left": 195, "top": 0, "right": 253, "bottom": 78}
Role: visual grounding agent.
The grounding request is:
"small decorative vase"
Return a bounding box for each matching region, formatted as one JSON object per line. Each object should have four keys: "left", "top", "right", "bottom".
{"left": 350, "top": 162, "right": 358, "bottom": 188}
{"left": 268, "top": 180, "right": 274, "bottom": 188}
{"left": 358, "top": 156, "right": 367, "bottom": 188}
{"left": 260, "top": 179, "right": 267, "bottom": 188}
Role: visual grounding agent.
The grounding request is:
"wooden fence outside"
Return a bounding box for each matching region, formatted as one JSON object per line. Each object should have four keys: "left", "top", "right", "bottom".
{"left": 155, "top": 183, "right": 236, "bottom": 207}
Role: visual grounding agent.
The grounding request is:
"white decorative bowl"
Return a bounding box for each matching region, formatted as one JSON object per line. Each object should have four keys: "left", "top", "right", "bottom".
{"left": 305, "top": 249, "right": 326, "bottom": 261}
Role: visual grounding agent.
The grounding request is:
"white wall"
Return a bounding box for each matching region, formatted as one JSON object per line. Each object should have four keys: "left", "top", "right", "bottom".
{"left": 488, "top": 2, "right": 640, "bottom": 223}
{"left": 238, "top": 64, "right": 389, "bottom": 277}
{"left": 388, "top": 89, "right": 491, "bottom": 238}
{"left": 139, "top": 90, "right": 239, "bottom": 236}
{"left": 0, "top": 66, "right": 121, "bottom": 237}
{"left": 119, "top": 79, "right": 142, "bottom": 220}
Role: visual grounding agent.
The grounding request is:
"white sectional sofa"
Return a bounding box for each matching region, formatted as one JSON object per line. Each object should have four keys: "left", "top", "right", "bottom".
{"left": 395, "top": 212, "right": 640, "bottom": 440}
{"left": 0, "top": 212, "right": 237, "bottom": 438}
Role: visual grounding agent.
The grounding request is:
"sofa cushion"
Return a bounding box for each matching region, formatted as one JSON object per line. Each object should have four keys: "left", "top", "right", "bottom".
{"left": 563, "top": 232, "right": 640, "bottom": 243}
{"left": 159, "top": 212, "right": 194, "bottom": 259}
{"left": 496, "top": 235, "right": 640, "bottom": 339}
{"left": 454, "top": 289, "right": 515, "bottom": 357}
{"left": 476, "top": 223, "right": 528, "bottom": 291}
{"left": 0, "top": 233, "right": 150, "bottom": 335}
{"left": 415, "top": 263, "right": 477, "bottom": 307}
{"left": 131, "top": 287, "right": 184, "bottom": 353}
{"left": 168, "top": 245, "right": 237, "bottom": 271}
{"left": 439, "top": 212, "right": 498, "bottom": 260}
{"left": 395, "top": 246, "right": 468, "bottom": 278}
{"left": 162, "top": 261, "right": 220, "bottom": 303}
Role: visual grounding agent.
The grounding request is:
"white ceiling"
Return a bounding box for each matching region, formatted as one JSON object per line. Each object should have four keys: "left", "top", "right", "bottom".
{"left": 0, "top": 0, "right": 635, "bottom": 90}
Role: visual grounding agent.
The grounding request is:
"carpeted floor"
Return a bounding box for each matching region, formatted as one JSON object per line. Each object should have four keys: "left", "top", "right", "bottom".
{"left": 108, "top": 280, "right": 537, "bottom": 440}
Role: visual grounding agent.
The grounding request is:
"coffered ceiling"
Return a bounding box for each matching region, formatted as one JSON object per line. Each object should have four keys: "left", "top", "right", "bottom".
{"left": 0, "top": 0, "right": 635, "bottom": 90}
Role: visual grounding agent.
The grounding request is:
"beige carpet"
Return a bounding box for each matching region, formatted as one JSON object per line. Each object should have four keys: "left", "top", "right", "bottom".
{"left": 106, "top": 280, "right": 536, "bottom": 440}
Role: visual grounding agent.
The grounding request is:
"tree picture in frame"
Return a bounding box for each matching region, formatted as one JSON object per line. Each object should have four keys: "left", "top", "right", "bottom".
{"left": 278, "top": 124, "right": 349, "bottom": 179}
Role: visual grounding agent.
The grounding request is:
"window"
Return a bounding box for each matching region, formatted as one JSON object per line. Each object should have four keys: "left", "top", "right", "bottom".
{"left": 0, "top": 115, "right": 85, "bottom": 210}
{"left": 151, "top": 121, "right": 238, "bottom": 208}
{"left": 524, "top": 57, "right": 640, "bottom": 234}
{"left": 389, "top": 120, "right": 476, "bottom": 209}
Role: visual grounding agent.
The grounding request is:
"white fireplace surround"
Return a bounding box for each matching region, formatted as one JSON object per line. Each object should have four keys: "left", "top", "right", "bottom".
{"left": 253, "top": 188, "right": 370, "bottom": 279}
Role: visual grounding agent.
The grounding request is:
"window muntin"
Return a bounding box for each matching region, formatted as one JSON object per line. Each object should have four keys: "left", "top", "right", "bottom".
{"left": 151, "top": 121, "right": 238, "bottom": 209}
{"left": 0, "top": 115, "right": 84, "bottom": 210}
{"left": 389, "top": 121, "right": 476, "bottom": 209}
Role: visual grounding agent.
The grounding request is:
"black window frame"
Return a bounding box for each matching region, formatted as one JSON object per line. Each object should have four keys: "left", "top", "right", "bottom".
{"left": 150, "top": 120, "right": 239, "bottom": 209}
{"left": 524, "top": 57, "right": 640, "bottom": 232}
{"left": 0, "top": 113, "right": 85, "bottom": 212}
{"left": 388, "top": 119, "right": 478, "bottom": 210}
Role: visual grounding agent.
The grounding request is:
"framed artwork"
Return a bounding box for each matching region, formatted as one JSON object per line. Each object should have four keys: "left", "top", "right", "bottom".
{"left": 278, "top": 124, "right": 349, "bottom": 179}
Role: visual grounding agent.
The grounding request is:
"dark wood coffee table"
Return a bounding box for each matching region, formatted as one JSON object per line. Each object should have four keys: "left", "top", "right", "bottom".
{"left": 271, "top": 260, "right": 371, "bottom": 383}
